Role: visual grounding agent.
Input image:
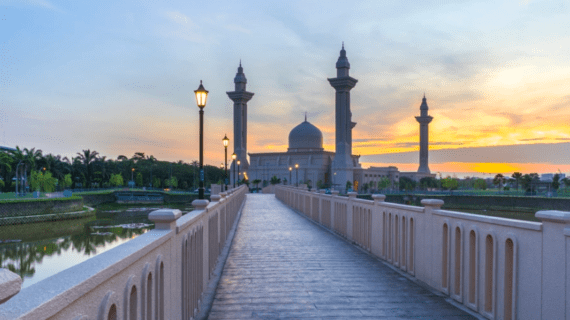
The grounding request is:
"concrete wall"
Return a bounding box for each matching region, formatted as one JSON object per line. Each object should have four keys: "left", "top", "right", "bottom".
{"left": 0, "top": 198, "right": 84, "bottom": 218}
{"left": 276, "top": 186, "right": 569, "bottom": 320}
{"left": 0, "top": 185, "right": 247, "bottom": 320}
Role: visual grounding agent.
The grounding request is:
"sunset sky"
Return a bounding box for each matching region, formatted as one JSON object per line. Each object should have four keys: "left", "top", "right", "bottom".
{"left": 2, "top": 0, "right": 569, "bottom": 177}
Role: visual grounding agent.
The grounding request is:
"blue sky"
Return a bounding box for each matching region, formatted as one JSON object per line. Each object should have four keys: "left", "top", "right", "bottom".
{"left": 2, "top": 0, "right": 570, "bottom": 175}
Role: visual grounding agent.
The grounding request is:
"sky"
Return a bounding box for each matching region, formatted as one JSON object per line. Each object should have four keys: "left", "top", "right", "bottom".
{"left": 1, "top": 0, "right": 570, "bottom": 178}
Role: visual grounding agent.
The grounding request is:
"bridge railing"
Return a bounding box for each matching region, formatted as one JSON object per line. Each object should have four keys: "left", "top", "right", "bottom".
{"left": 0, "top": 185, "right": 248, "bottom": 320}
{"left": 276, "top": 185, "right": 569, "bottom": 320}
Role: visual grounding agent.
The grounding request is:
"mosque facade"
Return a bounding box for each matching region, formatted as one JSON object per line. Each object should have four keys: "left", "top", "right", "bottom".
{"left": 229, "top": 46, "right": 435, "bottom": 192}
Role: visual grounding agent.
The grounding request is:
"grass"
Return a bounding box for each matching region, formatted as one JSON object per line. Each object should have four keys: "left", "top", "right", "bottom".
{"left": 0, "top": 215, "right": 97, "bottom": 242}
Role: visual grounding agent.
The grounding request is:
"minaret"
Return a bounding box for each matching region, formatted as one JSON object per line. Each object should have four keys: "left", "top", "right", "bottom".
{"left": 227, "top": 61, "right": 254, "bottom": 185}
{"left": 328, "top": 43, "right": 358, "bottom": 192}
{"left": 416, "top": 94, "right": 433, "bottom": 174}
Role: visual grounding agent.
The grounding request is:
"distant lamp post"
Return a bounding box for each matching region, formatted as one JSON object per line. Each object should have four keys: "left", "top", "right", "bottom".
{"left": 289, "top": 167, "right": 292, "bottom": 185}
{"left": 194, "top": 80, "right": 208, "bottom": 200}
{"left": 223, "top": 134, "right": 229, "bottom": 191}
{"left": 232, "top": 152, "right": 237, "bottom": 188}
{"left": 237, "top": 160, "right": 241, "bottom": 186}
{"left": 295, "top": 163, "right": 299, "bottom": 187}
{"left": 131, "top": 168, "right": 135, "bottom": 184}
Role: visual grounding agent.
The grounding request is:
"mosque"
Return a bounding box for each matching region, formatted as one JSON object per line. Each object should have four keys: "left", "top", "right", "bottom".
{"left": 228, "top": 45, "right": 435, "bottom": 192}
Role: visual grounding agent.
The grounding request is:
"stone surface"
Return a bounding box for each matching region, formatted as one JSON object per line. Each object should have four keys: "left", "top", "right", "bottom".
{"left": 0, "top": 269, "right": 21, "bottom": 304}
{"left": 208, "top": 194, "right": 475, "bottom": 319}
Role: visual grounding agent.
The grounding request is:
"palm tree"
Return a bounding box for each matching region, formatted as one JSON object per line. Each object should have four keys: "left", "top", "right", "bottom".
{"left": 252, "top": 179, "right": 261, "bottom": 192}
{"left": 511, "top": 172, "right": 522, "bottom": 193}
{"left": 76, "top": 149, "right": 99, "bottom": 189}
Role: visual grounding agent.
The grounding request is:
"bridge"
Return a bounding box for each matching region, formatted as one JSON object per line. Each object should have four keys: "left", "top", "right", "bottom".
{"left": 0, "top": 185, "right": 568, "bottom": 319}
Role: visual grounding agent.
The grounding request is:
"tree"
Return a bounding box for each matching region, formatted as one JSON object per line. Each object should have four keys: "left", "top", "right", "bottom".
{"left": 473, "top": 178, "right": 487, "bottom": 190}
{"left": 76, "top": 149, "right": 99, "bottom": 190}
{"left": 552, "top": 173, "right": 561, "bottom": 191}
{"left": 109, "top": 173, "right": 124, "bottom": 187}
{"left": 511, "top": 172, "right": 522, "bottom": 192}
{"left": 419, "top": 177, "right": 438, "bottom": 190}
{"left": 63, "top": 173, "right": 73, "bottom": 189}
{"left": 399, "top": 176, "right": 416, "bottom": 192}
{"left": 270, "top": 176, "right": 281, "bottom": 185}
{"left": 252, "top": 179, "right": 261, "bottom": 192}
{"left": 378, "top": 177, "right": 390, "bottom": 191}
{"left": 153, "top": 177, "right": 161, "bottom": 188}
{"left": 441, "top": 177, "right": 458, "bottom": 191}
{"left": 30, "top": 170, "right": 57, "bottom": 192}
{"left": 135, "top": 172, "right": 143, "bottom": 187}
{"left": 493, "top": 174, "right": 505, "bottom": 190}
{"left": 346, "top": 180, "right": 353, "bottom": 192}
{"left": 363, "top": 182, "right": 369, "bottom": 193}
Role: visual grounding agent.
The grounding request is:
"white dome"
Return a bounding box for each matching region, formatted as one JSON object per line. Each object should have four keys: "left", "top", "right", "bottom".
{"left": 288, "top": 120, "right": 323, "bottom": 152}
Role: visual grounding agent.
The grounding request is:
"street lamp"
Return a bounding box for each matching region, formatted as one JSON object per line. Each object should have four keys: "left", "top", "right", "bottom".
{"left": 131, "top": 168, "right": 135, "bottom": 185}
{"left": 194, "top": 80, "right": 208, "bottom": 200}
{"left": 295, "top": 163, "right": 299, "bottom": 187}
{"left": 231, "top": 153, "right": 237, "bottom": 188}
{"left": 289, "top": 167, "right": 292, "bottom": 185}
{"left": 223, "top": 134, "right": 229, "bottom": 191}
{"left": 237, "top": 160, "right": 241, "bottom": 186}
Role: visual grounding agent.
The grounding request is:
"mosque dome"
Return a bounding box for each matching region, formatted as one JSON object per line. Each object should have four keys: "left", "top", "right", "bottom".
{"left": 288, "top": 120, "right": 324, "bottom": 152}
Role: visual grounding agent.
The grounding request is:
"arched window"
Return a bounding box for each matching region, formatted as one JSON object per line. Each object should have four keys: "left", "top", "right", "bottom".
{"left": 108, "top": 304, "right": 117, "bottom": 320}
{"left": 130, "top": 286, "right": 137, "bottom": 320}
{"left": 504, "top": 238, "right": 514, "bottom": 320}
{"left": 469, "top": 230, "right": 477, "bottom": 305}
{"left": 409, "top": 218, "right": 414, "bottom": 273}
{"left": 485, "top": 235, "right": 494, "bottom": 313}
{"left": 454, "top": 227, "right": 462, "bottom": 296}
{"left": 442, "top": 224, "right": 449, "bottom": 289}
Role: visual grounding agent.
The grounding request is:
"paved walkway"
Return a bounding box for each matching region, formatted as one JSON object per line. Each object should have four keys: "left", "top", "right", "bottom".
{"left": 208, "top": 194, "right": 475, "bottom": 319}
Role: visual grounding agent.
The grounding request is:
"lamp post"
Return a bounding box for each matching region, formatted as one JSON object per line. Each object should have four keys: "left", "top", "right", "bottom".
{"left": 295, "top": 163, "right": 299, "bottom": 187}
{"left": 131, "top": 168, "right": 135, "bottom": 186}
{"left": 237, "top": 160, "right": 241, "bottom": 186}
{"left": 289, "top": 167, "right": 292, "bottom": 185}
{"left": 223, "top": 135, "right": 229, "bottom": 191}
{"left": 231, "top": 153, "right": 237, "bottom": 188}
{"left": 194, "top": 80, "right": 208, "bottom": 200}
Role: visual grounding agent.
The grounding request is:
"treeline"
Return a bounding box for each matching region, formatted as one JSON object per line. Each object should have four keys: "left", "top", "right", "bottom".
{"left": 0, "top": 147, "right": 226, "bottom": 192}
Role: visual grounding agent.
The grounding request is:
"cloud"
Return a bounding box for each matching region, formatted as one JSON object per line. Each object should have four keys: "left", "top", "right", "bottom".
{"left": 362, "top": 142, "right": 570, "bottom": 165}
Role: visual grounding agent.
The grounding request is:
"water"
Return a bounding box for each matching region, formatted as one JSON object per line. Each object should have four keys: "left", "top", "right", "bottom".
{"left": 0, "top": 210, "right": 156, "bottom": 289}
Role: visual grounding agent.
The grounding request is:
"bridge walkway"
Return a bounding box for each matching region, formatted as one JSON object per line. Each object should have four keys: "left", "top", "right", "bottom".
{"left": 208, "top": 194, "right": 475, "bottom": 319}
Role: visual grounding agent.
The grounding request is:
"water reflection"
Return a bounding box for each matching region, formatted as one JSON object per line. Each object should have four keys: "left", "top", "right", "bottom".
{"left": 0, "top": 218, "right": 153, "bottom": 288}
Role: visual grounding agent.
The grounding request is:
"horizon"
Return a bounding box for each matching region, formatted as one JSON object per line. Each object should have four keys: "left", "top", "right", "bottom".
{"left": 2, "top": 0, "right": 569, "bottom": 177}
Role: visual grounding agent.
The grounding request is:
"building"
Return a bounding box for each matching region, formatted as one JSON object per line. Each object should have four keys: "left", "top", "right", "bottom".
{"left": 240, "top": 45, "right": 435, "bottom": 192}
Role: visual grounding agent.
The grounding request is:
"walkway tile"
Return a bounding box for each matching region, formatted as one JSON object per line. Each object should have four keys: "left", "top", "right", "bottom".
{"left": 209, "top": 194, "right": 475, "bottom": 319}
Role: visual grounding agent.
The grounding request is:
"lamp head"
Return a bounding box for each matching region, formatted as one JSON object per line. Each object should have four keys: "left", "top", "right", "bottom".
{"left": 231, "top": 153, "right": 237, "bottom": 160}
{"left": 194, "top": 80, "right": 208, "bottom": 108}
{"left": 222, "top": 134, "right": 229, "bottom": 147}
{"left": 289, "top": 167, "right": 292, "bottom": 171}
{"left": 295, "top": 164, "right": 299, "bottom": 169}
{"left": 237, "top": 160, "right": 241, "bottom": 166}
{"left": 132, "top": 168, "right": 135, "bottom": 172}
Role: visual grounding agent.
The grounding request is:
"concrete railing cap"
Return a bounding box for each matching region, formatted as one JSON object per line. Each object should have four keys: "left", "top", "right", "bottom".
{"left": 536, "top": 210, "right": 570, "bottom": 223}
{"left": 319, "top": 189, "right": 326, "bottom": 194}
{"left": 421, "top": 199, "right": 444, "bottom": 207}
{"left": 347, "top": 192, "right": 358, "bottom": 198}
{"left": 331, "top": 190, "right": 339, "bottom": 195}
{"left": 220, "top": 192, "right": 227, "bottom": 198}
{"left": 0, "top": 268, "right": 22, "bottom": 304}
{"left": 372, "top": 194, "right": 386, "bottom": 201}
{"left": 148, "top": 209, "right": 182, "bottom": 222}
{"left": 192, "top": 199, "right": 210, "bottom": 210}
{"left": 210, "top": 195, "right": 222, "bottom": 202}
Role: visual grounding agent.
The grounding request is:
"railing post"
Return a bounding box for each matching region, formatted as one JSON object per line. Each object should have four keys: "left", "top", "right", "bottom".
{"left": 420, "top": 199, "right": 444, "bottom": 289}
{"left": 331, "top": 190, "right": 339, "bottom": 230}
{"left": 319, "top": 189, "right": 326, "bottom": 224}
{"left": 0, "top": 269, "right": 22, "bottom": 305}
{"left": 535, "top": 210, "right": 570, "bottom": 319}
{"left": 371, "top": 194, "right": 386, "bottom": 257}
{"left": 347, "top": 192, "right": 357, "bottom": 240}
{"left": 149, "top": 209, "right": 182, "bottom": 230}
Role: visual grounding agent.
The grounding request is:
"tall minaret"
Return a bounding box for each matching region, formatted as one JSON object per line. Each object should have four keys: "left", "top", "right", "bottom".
{"left": 416, "top": 94, "right": 433, "bottom": 174}
{"left": 328, "top": 43, "right": 358, "bottom": 192}
{"left": 227, "top": 61, "right": 254, "bottom": 185}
